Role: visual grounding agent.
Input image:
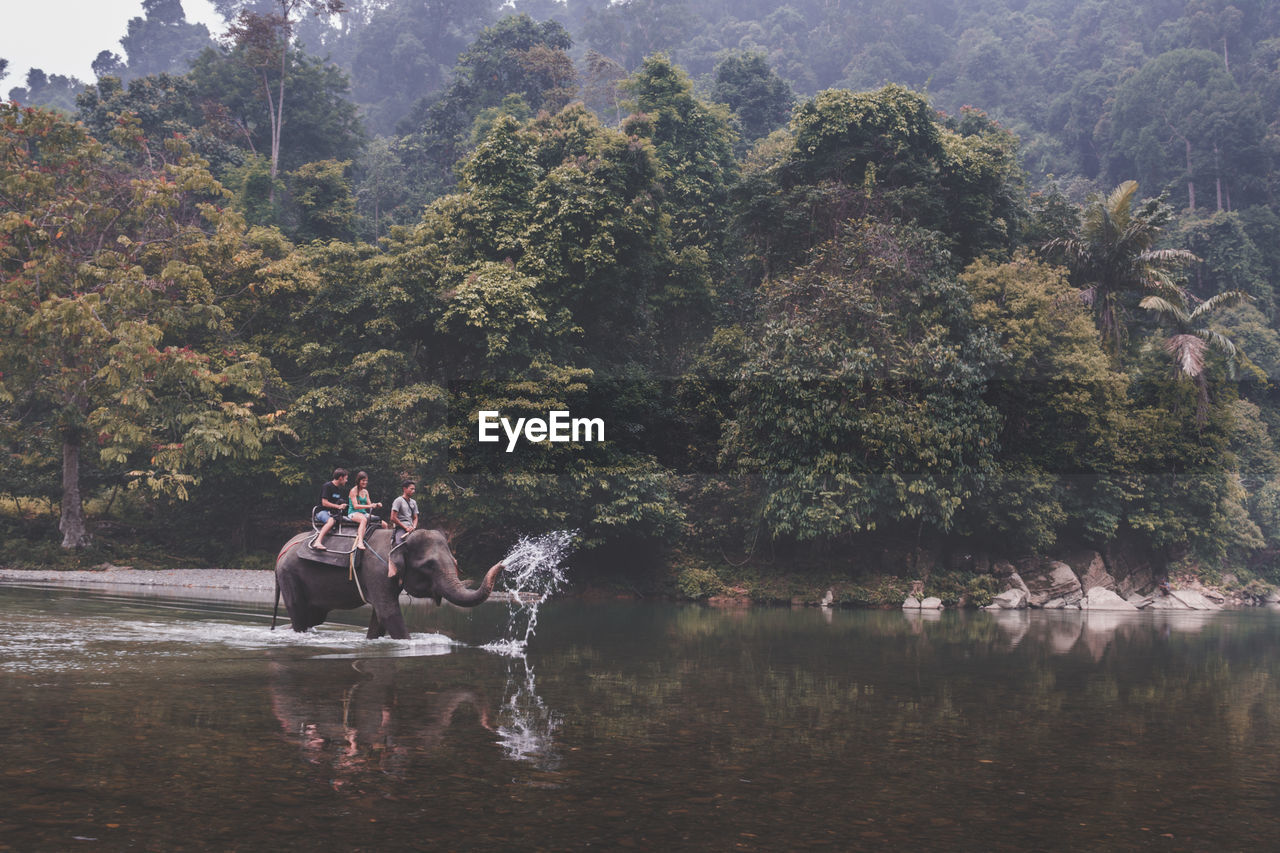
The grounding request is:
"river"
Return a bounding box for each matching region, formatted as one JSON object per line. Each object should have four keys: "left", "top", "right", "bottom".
{"left": 1, "top": 583, "right": 1278, "bottom": 851}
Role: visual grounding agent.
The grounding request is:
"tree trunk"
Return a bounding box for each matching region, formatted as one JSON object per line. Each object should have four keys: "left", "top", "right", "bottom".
{"left": 1214, "top": 143, "right": 1224, "bottom": 213}
{"left": 272, "top": 43, "right": 286, "bottom": 184}
{"left": 1185, "top": 138, "right": 1196, "bottom": 212}
{"left": 60, "top": 438, "right": 91, "bottom": 548}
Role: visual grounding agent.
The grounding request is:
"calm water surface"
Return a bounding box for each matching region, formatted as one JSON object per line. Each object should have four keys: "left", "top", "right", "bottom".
{"left": 2, "top": 583, "right": 1279, "bottom": 851}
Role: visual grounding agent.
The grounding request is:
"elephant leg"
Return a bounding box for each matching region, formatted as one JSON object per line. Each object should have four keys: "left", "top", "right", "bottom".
{"left": 363, "top": 567, "right": 411, "bottom": 640}
{"left": 368, "top": 600, "right": 409, "bottom": 640}
{"left": 276, "top": 566, "right": 312, "bottom": 633}
{"left": 383, "top": 611, "right": 409, "bottom": 640}
{"left": 301, "top": 606, "right": 330, "bottom": 632}
{"left": 277, "top": 564, "right": 333, "bottom": 633}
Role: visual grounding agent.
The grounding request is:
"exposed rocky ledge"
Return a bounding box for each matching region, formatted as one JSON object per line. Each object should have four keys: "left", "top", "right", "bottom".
{"left": 903, "top": 545, "right": 1277, "bottom": 611}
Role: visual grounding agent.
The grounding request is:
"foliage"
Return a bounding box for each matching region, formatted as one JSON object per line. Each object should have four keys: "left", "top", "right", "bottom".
{"left": 289, "top": 158, "right": 356, "bottom": 242}
{"left": 394, "top": 14, "right": 576, "bottom": 202}
{"left": 727, "top": 220, "right": 1001, "bottom": 541}
{"left": 735, "top": 84, "right": 1025, "bottom": 280}
{"left": 1048, "top": 181, "right": 1197, "bottom": 356}
{"left": 711, "top": 52, "right": 794, "bottom": 144}
{"left": 349, "top": 0, "right": 497, "bottom": 134}
{"left": 7, "top": 3, "right": 1280, "bottom": 582}
{"left": 961, "top": 253, "right": 1130, "bottom": 550}
{"left": 0, "top": 104, "right": 289, "bottom": 546}
{"left": 675, "top": 565, "right": 725, "bottom": 600}
{"left": 189, "top": 46, "right": 364, "bottom": 179}
{"left": 116, "top": 0, "right": 216, "bottom": 83}
{"left": 76, "top": 73, "right": 246, "bottom": 176}
{"left": 8, "top": 68, "right": 85, "bottom": 112}
{"left": 1110, "top": 49, "right": 1269, "bottom": 213}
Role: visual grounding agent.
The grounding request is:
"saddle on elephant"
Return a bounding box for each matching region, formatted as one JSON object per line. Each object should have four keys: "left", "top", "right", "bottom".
{"left": 297, "top": 508, "right": 366, "bottom": 568}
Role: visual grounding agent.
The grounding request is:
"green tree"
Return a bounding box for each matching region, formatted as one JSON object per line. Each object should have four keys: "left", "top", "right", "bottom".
{"left": 353, "top": 136, "right": 408, "bottom": 240}
{"left": 189, "top": 44, "right": 364, "bottom": 178}
{"left": 1177, "top": 211, "right": 1274, "bottom": 315}
{"left": 223, "top": 0, "right": 347, "bottom": 196}
{"left": 711, "top": 51, "right": 794, "bottom": 143}
{"left": 8, "top": 68, "right": 85, "bottom": 112}
{"left": 736, "top": 84, "right": 1024, "bottom": 279}
{"left": 289, "top": 158, "right": 355, "bottom": 241}
{"left": 117, "top": 0, "right": 216, "bottom": 83}
{"left": 395, "top": 14, "right": 576, "bottom": 201}
{"left": 1048, "top": 180, "right": 1197, "bottom": 356}
{"left": 1139, "top": 290, "right": 1250, "bottom": 421}
{"left": 961, "top": 253, "right": 1131, "bottom": 549}
{"left": 349, "top": 0, "right": 496, "bottom": 134}
{"left": 76, "top": 73, "right": 244, "bottom": 175}
{"left": 1110, "top": 49, "right": 1269, "bottom": 212}
{"left": 726, "top": 220, "right": 1001, "bottom": 542}
{"left": 0, "top": 105, "right": 287, "bottom": 546}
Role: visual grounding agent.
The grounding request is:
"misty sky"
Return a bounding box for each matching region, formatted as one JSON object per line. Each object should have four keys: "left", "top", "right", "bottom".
{"left": 1, "top": 0, "right": 224, "bottom": 85}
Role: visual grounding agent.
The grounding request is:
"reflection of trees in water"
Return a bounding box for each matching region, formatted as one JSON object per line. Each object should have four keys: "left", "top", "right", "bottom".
{"left": 535, "top": 608, "right": 1280, "bottom": 766}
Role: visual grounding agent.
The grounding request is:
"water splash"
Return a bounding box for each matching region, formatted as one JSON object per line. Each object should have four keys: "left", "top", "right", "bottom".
{"left": 487, "top": 530, "right": 575, "bottom": 654}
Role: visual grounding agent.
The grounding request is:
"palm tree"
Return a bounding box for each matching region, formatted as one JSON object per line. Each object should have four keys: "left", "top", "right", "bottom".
{"left": 1048, "top": 181, "right": 1197, "bottom": 356}
{"left": 1139, "top": 290, "right": 1250, "bottom": 422}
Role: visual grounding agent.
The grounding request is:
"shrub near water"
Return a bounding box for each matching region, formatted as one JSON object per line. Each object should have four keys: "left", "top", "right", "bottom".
{"left": 675, "top": 566, "right": 727, "bottom": 601}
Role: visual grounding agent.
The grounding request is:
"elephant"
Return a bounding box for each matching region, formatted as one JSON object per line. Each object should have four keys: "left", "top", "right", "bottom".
{"left": 273, "top": 527, "right": 505, "bottom": 639}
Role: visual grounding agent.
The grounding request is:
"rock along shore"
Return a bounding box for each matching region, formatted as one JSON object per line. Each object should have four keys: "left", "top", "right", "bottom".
{"left": 901, "top": 548, "right": 1280, "bottom": 612}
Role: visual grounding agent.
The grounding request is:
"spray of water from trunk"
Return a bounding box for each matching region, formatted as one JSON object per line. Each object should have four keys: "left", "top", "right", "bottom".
{"left": 484, "top": 530, "right": 575, "bottom": 656}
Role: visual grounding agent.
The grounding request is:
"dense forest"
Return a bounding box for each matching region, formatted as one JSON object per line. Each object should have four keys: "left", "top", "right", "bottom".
{"left": 3, "top": 0, "right": 1280, "bottom": 601}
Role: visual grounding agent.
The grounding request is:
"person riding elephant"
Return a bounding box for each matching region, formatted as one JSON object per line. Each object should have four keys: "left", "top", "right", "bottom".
{"left": 312, "top": 468, "right": 349, "bottom": 551}
{"left": 346, "top": 471, "right": 386, "bottom": 552}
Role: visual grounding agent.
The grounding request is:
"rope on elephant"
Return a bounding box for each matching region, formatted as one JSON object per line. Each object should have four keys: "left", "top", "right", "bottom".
{"left": 348, "top": 550, "right": 368, "bottom": 605}
{"left": 347, "top": 540, "right": 391, "bottom": 606}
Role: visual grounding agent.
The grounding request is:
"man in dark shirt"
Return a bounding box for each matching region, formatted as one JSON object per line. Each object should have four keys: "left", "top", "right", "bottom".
{"left": 313, "top": 468, "right": 349, "bottom": 550}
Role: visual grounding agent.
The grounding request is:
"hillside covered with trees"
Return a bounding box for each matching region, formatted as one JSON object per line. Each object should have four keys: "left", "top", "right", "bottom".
{"left": 3, "top": 0, "right": 1280, "bottom": 602}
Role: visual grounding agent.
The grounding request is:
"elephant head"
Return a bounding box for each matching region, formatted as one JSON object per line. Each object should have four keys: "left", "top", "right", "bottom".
{"left": 393, "top": 529, "right": 505, "bottom": 607}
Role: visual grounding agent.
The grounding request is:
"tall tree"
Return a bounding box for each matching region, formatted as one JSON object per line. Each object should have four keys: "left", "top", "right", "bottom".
{"left": 223, "top": 0, "right": 346, "bottom": 197}
{"left": 1140, "top": 290, "right": 1250, "bottom": 422}
{"left": 395, "top": 15, "right": 575, "bottom": 201}
{"left": 117, "top": 0, "right": 216, "bottom": 83}
{"left": 961, "top": 253, "right": 1130, "bottom": 550}
{"left": 188, "top": 45, "right": 364, "bottom": 175}
{"left": 350, "top": 0, "right": 497, "bottom": 134}
{"left": 726, "top": 220, "right": 1001, "bottom": 542}
{"left": 1110, "top": 49, "right": 1268, "bottom": 212}
{"left": 0, "top": 105, "right": 285, "bottom": 547}
{"left": 1048, "top": 181, "right": 1197, "bottom": 356}
{"left": 711, "top": 51, "right": 794, "bottom": 143}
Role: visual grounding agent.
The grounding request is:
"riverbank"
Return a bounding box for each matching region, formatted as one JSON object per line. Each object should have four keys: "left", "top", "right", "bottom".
{"left": 0, "top": 565, "right": 277, "bottom": 592}
{"left": 0, "top": 565, "right": 541, "bottom": 604}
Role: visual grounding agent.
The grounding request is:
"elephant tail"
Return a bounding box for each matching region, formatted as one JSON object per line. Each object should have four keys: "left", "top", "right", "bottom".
{"left": 271, "top": 576, "right": 281, "bottom": 631}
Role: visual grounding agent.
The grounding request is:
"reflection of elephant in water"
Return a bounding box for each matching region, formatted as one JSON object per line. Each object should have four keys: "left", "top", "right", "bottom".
{"left": 268, "top": 659, "right": 492, "bottom": 782}
{"left": 274, "top": 528, "right": 504, "bottom": 639}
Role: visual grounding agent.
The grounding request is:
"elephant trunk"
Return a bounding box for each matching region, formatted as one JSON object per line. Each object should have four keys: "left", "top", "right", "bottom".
{"left": 439, "top": 562, "right": 505, "bottom": 607}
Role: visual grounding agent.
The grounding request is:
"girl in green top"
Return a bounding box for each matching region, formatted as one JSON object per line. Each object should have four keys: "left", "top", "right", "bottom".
{"left": 347, "top": 471, "right": 385, "bottom": 551}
